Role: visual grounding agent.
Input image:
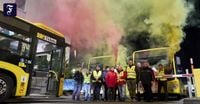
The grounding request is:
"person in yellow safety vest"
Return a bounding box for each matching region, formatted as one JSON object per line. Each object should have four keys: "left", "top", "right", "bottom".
{"left": 126, "top": 59, "right": 137, "bottom": 101}
{"left": 117, "top": 65, "right": 127, "bottom": 101}
{"left": 157, "top": 64, "right": 168, "bottom": 101}
{"left": 91, "top": 64, "right": 102, "bottom": 101}
{"left": 83, "top": 71, "right": 91, "bottom": 101}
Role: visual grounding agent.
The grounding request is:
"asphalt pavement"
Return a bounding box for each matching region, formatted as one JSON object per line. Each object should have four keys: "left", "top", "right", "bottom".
{"left": 7, "top": 101, "right": 183, "bottom": 104}
{"left": 4, "top": 95, "right": 184, "bottom": 104}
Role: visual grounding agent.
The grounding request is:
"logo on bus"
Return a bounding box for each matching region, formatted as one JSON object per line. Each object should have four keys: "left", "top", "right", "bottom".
{"left": 37, "top": 33, "right": 57, "bottom": 44}
{"left": 3, "top": 3, "right": 17, "bottom": 16}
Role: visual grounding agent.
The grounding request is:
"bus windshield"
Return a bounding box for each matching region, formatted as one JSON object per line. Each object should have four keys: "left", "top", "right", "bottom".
{"left": 134, "top": 48, "right": 174, "bottom": 74}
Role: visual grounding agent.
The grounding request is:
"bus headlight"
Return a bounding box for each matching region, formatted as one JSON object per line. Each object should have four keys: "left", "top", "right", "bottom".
{"left": 19, "top": 83, "right": 25, "bottom": 93}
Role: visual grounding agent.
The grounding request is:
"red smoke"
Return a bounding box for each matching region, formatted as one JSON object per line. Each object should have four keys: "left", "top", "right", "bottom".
{"left": 106, "top": 23, "right": 122, "bottom": 64}
{"left": 47, "top": 0, "right": 101, "bottom": 51}
{"left": 25, "top": 0, "right": 122, "bottom": 60}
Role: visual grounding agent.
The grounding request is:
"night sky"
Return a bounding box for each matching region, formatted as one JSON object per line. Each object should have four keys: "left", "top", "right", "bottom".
{"left": 123, "top": 0, "right": 200, "bottom": 71}
{"left": 179, "top": 0, "right": 200, "bottom": 70}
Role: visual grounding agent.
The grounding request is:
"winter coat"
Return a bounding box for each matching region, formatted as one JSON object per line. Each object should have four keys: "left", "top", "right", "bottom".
{"left": 136, "top": 66, "right": 141, "bottom": 83}
{"left": 140, "top": 67, "right": 155, "bottom": 84}
{"left": 102, "top": 70, "right": 108, "bottom": 83}
{"left": 73, "top": 71, "right": 84, "bottom": 84}
{"left": 106, "top": 70, "right": 117, "bottom": 88}
{"left": 117, "top": 70, "right": 127, "bottom": 85}
{"left": 91, "top": 70, "right": 102, "bottom": 83}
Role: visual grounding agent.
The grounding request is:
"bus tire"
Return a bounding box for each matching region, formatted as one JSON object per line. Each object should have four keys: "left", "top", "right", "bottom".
{"left": 0, "top": 73, "right": 14, "bottom": 102}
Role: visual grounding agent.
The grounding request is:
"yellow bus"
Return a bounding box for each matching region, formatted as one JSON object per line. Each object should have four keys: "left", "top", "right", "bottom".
{"left": 0, "top": 11, "right": 70, "bottom": 101}
{"left": 133, "top": 47, "right": 187, "bottom": 98}
{"left": 87, "top": 55, "right": 115, "bottom": 70}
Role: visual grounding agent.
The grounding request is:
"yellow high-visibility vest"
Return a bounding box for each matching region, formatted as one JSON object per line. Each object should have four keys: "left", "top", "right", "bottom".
{"left": 117, "top": 71, "right": 125, "bottom": 82}
{"left": 126, "top": 66, "right": 136, "bottom": 79}
{"left": 158, "top": 69, "right": 167, "bottom": 81}
{"left": 93, "top": 70, "right": 102, "bottom": 79}
{"left": 84, "top": 74, "right": 91, "bottom": 83}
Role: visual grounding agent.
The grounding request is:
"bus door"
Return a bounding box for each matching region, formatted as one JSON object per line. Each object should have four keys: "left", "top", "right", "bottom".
{"left": 47, "top": 48, "right": 63, "bottom": 95}
{"left": 30, "top": 39, "right": 63, "bottom": 96}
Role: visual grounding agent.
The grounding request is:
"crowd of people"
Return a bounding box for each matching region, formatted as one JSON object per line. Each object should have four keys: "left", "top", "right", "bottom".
{"left": 72, "top": 59, "right": 168, "bottom": 102}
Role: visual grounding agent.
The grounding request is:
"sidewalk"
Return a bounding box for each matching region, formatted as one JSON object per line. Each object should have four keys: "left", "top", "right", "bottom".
{"left": 184, "top": 98, "right": 200, "bottom": 104}
{"left": 5, "top": 95, "right": 184, "bottom": 104}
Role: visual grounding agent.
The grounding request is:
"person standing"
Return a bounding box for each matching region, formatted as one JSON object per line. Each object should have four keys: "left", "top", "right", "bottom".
{"left": 126, "top": 59, "right": 136, "bottom": 101}
{"left": 91, "top": 64, "right": 102, "bottom": 101}
{"left": 136, "top": 62, "right": 142, "bottom": 101}
{"left": 157, "top": 64, "right": 168, "bottom": 101}
{"left": 102, "top": 66, "right": 109, "bottom": 101}
{"left": 117, "top": 65, "right": 127, "bottom": 101}
{"left": 106, "top": 66, "right": 117, "bottom": 101}
{"left": 140, "top": 61, "right": 155, "bottom": 102}
{"left": 72, "top": 68, "right": 84, "bottom": 101}
{"left": 83, "top": 70, "right": 91, "bottom": 101}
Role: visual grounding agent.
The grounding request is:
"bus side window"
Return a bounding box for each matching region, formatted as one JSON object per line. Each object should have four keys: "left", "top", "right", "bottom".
{"left": 20, "top": 42, "right": 30, "bottom": 57}
{"left": 0, "top": 39, "right": 12, "bottom": 50}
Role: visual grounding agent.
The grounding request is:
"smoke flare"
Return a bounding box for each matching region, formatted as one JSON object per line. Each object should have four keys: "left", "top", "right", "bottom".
{"left": 24, "top": 0, "right": 191, "bottom": 65}
{"left": 99, "top": 0, "right": 191, "bottom": 63}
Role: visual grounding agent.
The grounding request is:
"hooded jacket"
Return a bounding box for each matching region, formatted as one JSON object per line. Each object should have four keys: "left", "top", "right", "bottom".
{"left": 106, "top": 70, "right": 117, "bottom": 88}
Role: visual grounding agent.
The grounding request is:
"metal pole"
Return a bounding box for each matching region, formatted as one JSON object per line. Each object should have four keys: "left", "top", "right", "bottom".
{"left": 186, "top": 69, "right": 192, "bottom": 98}
{"left": 190, "top": 58, "right": 197, "bottom": 97}
{"left": 190, "top": 58, "right": 194, "bottom": 73}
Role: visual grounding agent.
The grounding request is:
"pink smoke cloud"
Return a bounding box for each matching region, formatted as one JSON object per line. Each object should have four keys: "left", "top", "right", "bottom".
{"left": 25, "top": 0, "right": 122, "bottom": 60}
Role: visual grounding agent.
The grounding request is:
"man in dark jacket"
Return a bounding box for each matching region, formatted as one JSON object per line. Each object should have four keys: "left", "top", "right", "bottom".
{"left": 72, "top": 68, "right": 84, "bottom": 101}
{"left": 91, "top": 64, "right": 102, "bottom": 101}
{"left": 140, "top": 61, "right": 154, "bottom": 102}
{"left": 102, "top": 66, "right": 109, "bottom": 101}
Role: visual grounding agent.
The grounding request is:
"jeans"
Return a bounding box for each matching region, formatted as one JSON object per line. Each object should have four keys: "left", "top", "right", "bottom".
{"left": 72, "top": 82, "right": 82, "bottom": 100}
{"left": 118, "top": 84, "right": 125, "bottom": 100}
{"left": 93, "top": 82, "right": 101, "bottom": 100}
{"left": 107, "top": 87, "right": 116, "bottom": 101}
{"left": 83, "top": 83, "right": 91, "bottom": 101}
{"left": 102, "top": 82, "right": 108, "bottom": 100}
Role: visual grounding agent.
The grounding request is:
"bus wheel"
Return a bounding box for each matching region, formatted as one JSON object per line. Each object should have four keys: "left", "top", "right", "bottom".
{"left": 0, "top": 74, "right": 14, "bottom": 102}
